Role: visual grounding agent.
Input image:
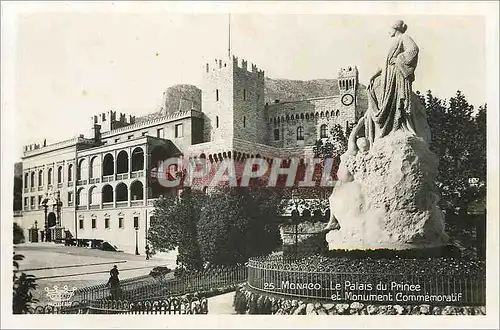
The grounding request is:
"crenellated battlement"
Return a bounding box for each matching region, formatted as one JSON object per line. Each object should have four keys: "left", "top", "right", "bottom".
{"left": 232, "top": 55, "right": 265, "bottom": 78}
{"left": 91, "top": 110, "right": 136, "bottom": 127}
{"left": 205, "top": 58, "right": 231, "bottom": 74}
{"left": 204, "top": 55, "right": 264, "bottom": 78}
{"left": 23, "top": 143, "right": 41, "bottom": 152}
{"left": 338, "top": 66, "right": 359, "bottom": 79}
{"left": 22, "top": 135, "right": 94, "bottom": 158}
{"left": 337, "top": 66, "right": 359, "bottom": 91}
{"left": 90, "top": 110, "right": 136, "bottom": 135}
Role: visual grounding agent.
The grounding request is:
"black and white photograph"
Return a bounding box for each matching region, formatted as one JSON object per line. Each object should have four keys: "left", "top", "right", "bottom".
{"left": 2, "top": 1, "right": 498, "bottom": 329}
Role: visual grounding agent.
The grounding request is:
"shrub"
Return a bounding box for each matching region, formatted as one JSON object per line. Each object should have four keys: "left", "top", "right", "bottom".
{"left": 13, "top": 223, "right": 25, "bottom": 245}
{"left": 233, "top": 287, "right": 248, "bottom": 314}
{"left": 12, "top": 253, "right": 38, "bottom": 314}
{"left": 197, "top": 187, "right": 282, "bottom": 266}
{"left": 148, "top": 191, "right": 205, "bottom": 271}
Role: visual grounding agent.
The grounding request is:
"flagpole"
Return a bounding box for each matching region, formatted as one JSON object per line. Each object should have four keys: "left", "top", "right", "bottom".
{"left": 228, "top": 13, "right": 231, "bottom": 58}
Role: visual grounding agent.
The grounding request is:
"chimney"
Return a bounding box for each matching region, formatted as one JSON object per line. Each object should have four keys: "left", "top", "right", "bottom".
{"left": 92, "top": 124, "right": 101, "bottom": 141}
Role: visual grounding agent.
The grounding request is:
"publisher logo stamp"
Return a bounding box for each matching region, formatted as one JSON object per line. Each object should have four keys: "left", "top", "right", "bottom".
{"left": 44, "top": 285, "right": 77, "bottom": 307}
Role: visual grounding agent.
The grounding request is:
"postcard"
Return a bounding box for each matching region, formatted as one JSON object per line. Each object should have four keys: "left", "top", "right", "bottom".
{"left": 2, "top": 1, "right": 498, "bottom": 329}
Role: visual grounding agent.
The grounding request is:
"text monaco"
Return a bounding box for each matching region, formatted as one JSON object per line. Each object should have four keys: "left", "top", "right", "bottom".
{"left": 263, "top": 281, "right": 423, "bottom": 292}
{"left": 154, "top": 157, "right": 339, "bottom": 188}
{"left": 262, "top": 281, "right": 463, "bottom": 303}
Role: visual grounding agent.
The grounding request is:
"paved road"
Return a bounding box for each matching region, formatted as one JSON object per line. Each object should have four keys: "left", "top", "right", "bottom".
{"left": 207, "top": 292, "right": 237, "bottom": 315}
{"left": 14, "top": 243, "right": 178, "bottom": 304}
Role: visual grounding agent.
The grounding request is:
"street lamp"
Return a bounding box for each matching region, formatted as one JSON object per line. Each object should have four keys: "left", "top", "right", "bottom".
{"left": 55, "top": 191, "right": 62, "bottom": 226}
{"left": 54, "top": 191, "right": 63, "bottom": 241}
{"left": 40, "top": 194, "right": 49, "bottom": 242}
{"left": 135, "top": 227, "right": 139, "bottom": 255}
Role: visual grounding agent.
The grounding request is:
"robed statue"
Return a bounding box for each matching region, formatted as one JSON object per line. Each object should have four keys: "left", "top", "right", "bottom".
{"left": 325, "top": 20, "right": 448, "bottom": 251}
{"left": 364, "top": 20, "right": 431, "bottom": 145}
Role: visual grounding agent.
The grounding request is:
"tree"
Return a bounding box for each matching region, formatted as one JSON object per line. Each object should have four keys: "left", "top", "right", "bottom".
{"left": 313, "top": 124, "right": 349, "bottom": 160}
{"left": 13, "top": 176, "right": 22, "bottom": 211}
{"left": 197, "top": 187, "right": 282, "bottom": 266}
{"left": 13, "top": 253, "right": 37, "bottom": 314}
{"left": 13, "top": 223, "right": 25, "bottom": 245}
{"left": 148, "top": 189, "right": 204, "bottom": 271}
{"left": 423, "top": 90, "right": 485, "bottom": 215}
{"left": 471, "top": 104, "right": 487, "bottom": 195}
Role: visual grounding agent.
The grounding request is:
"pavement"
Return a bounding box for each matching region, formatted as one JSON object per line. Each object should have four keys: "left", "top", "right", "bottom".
{"left": 14, "top": 242, "right": 178, "bottom": 304}
{"left": 207, "top": 292, "right": 237, "bottom": 315}
{"left": 14, "top": 243, "right": 238, "bottom": 314}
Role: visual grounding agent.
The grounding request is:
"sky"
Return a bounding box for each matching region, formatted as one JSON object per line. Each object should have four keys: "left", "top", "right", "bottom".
{"left": 10, "top": 6, "right": 488, "bottom": 161}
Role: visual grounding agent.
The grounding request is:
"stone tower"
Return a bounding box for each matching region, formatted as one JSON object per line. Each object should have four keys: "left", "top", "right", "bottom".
{"left": 201, "top": 55, "right": 265, "bottom": 144}
{"left": 337, "top": 66, "right": 359, "bottom": 131}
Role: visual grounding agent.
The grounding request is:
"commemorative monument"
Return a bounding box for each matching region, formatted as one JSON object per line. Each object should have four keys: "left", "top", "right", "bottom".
{"left": 325, "top": 20, "right": 449, "bottom": 250}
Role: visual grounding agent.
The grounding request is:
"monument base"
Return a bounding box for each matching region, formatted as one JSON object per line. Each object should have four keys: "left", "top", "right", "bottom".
{"left": 327, "top": 131, "right": 449, "bottom": 251}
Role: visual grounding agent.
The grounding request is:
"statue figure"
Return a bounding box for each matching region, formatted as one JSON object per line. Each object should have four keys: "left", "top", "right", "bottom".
{"left": 324, "top": 117, "right": 367, "bottom": 230}
{"left": 324, "top": 20, "right": 447, "bottom": 250}
{"left": 336, "top": 117, "right": 368, "bottom": 184}
{"left": 365, "top": 20, "right": 431, "bottom": 145}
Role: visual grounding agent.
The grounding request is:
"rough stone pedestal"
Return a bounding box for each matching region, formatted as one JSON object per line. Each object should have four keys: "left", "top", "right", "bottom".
{"left": 326, "top": 131, "right": 448, "bottom": 250}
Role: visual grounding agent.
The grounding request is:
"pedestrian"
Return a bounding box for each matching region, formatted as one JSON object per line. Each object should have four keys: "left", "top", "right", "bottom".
{"left": 107, "top": 265, "right": 120, "bottom": 300}
{"left": 145, "top": 245, "right": 150, "bottom": 260}
{"left": 110, "top": 264, "right": 119, "bottom": 278}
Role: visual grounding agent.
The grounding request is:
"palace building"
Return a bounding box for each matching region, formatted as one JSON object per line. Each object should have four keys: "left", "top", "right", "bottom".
{"left": 15, "top": 54, "right": 366, "bottom": 254}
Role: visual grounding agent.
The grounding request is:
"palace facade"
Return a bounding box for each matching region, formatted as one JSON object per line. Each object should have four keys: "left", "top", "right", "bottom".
{"left": 15, "top": 54, "right": 365, "bottom": 254}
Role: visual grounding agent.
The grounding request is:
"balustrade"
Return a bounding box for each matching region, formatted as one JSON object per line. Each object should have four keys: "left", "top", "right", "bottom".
{"left": 130, "top": 200, "right": 143, "bottom": 207}
{"left": 102, "top": 175, "right": 114, "bottom": 183}
{"left": 130, "top": 171, "right": 144, "bottom": 178}
{"left": 116, "top": 201, "right": 128, "bottom": 208}
{"left": 102, "top": 202, "right": 113, "bottom": 209}
{"left": 116, "top": 173, "right": 129, "bottom": 180}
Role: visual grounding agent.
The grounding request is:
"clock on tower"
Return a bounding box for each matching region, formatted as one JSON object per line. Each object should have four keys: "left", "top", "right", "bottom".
{"left": 341, "top": 93, "right": 354, "bottom": 106}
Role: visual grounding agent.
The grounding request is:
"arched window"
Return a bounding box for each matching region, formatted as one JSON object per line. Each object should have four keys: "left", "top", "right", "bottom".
{"left": 47, "top": 168, "right": 52, "bottom": 185}
{"left": 78, "top": 158, "right": 87, "bottom": 181}
{"left": 90, "top": 156, "right": 100, "bottom": 179}
{"left": 24, "top": 173, "right": 29, "bottom": 189}
{"left": 68, "top": 164, "right": 73, "bottom": 182}
{"left": 38, "top": 170, "right": 43, "bottom": 186}
{"left": 76, "top": 188, "right": 87, "bottom": 206}
{"left": 30, "top": 172, "right": 35, "bottom": 188}
{"left": 297, "top": 126, "right": 304, "bottom": 141}
{"left": 57, "top": 166, "right": 63, "bottom": 183}
{"left": 320, "top": 124, "right": 328, "bottom": 138}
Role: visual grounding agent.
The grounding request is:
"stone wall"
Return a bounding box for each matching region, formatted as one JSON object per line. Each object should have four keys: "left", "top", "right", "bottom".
{"left": 233, "top": 285, "right": 486, "bottom": 315}
{"left": 202, "top": 58, "right": 234, "bottom": 143}
{"left": 266, "top": 96, "right": 358, "bottom": 149}
{"left": 232, "top": 57, "right": 266, "bottom": 145}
